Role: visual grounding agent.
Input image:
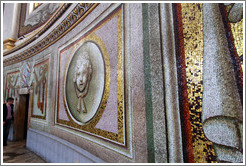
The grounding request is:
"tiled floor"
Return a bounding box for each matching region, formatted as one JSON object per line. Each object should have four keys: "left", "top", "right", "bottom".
{"left": 3, "top": 140, "right": 46, "bottom": 163}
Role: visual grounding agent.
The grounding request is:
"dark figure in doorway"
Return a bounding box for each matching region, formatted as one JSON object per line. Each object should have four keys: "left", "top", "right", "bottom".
{"left": 3, "top": 97, "right": 14, "bottom": 146}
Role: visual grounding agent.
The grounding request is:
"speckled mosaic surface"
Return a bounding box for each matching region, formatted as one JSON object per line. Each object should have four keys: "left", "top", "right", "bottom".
{"left": 31, "top": 59, "right": 49, "bottom": 119}
{"left": 226, "top": 4, "right": 243, "bottom": 59}
{"left": 231, "top": 19, "right": 243, "bottom": 58}
{"left": 181, "top": 3, "right": 217, "bottom": 163}
{"left": 56, "top": 6, "right": 125, "bottom": 145}
{"left": 5, "top": 71, "right": 20, "bottom": 101}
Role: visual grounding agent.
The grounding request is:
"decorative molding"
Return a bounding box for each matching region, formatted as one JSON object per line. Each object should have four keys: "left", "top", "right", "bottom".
{"left": 3, "top": 38, "right": 16, "bottom": 50}
{"left": 56, "top": 6, "right": 125, "bottom": 146}
{"left": 4, "top": 3, "right": 70, "bottom": 56}
{"left": 172, "top": 3, "right": 195, "bottom": 163}
{"left": 3, "top": 3, "right": 98, "bottom": 67}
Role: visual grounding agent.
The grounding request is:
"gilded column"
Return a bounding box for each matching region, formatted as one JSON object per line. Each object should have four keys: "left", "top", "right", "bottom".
{"left": 3, "top": 3, "right": 21, "bottom": 50}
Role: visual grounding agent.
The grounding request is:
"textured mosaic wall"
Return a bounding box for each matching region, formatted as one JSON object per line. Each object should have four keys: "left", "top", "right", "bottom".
{"left": 56, "top": 6, "right": 125, "bottom": 145}
{"left": 181, "top": 3, "right": 217, "bottom": 163}
{"left": 31, "top": 59, "right": 49, "bottom": 119}
{"left": 5, "top": 71, "right": 20, "bottom": 102}
{"left": 180, "top": 3, "right": 244, "bottom": 163}
{"left": 226, "top": 4, "right": 243, "bottom": 57}
{"left": 231, "top": 19, "right": 243, "bottom": 59}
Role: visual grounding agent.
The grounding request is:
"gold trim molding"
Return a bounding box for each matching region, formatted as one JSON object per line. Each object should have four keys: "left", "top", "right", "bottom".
{"left": 3, "top": 3, "right": 69, "bottom": 55}
{"left": 3, "top": 38, "right": 16, "bottom": 50}
{"left": 56, "top": 6, "right": 125, "bottom": 145}
{"left": 3, "top": 3, "right": 98, "bottom": 67}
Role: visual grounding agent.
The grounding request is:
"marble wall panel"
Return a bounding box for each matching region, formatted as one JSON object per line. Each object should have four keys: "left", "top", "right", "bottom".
{"left": 56, "top": 5, "right": 125, "bottom": 146}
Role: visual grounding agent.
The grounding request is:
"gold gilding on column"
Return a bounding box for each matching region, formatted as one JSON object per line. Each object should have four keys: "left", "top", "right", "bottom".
{"left": 3, "top": 38, "right": 16, "bottom": 50}
{"left": 34, "top": 3, "right": 42, "bottom": 9}
{"left": 3, "top": 3, "right": 98, "bottom": 67}
{"left": 181, "top": 3, "right": 217, "bottom": 163}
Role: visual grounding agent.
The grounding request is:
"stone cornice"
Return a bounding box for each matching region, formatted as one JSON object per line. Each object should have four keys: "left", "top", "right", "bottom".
{"left": 3, "top": 3, "right": 98, "bottom": 67}
{"left": 3, "top": 3, "right": 70, "bottom": 56}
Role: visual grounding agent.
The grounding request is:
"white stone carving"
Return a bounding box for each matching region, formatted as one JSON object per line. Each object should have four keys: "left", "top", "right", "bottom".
{"left": 65, "top": 41, "right": 105, "bottom": 125}
{"left": 73, "top": 51, "right": 93, "bottom": 113}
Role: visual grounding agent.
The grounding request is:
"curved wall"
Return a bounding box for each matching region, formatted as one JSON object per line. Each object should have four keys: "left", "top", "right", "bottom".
{"left": 3, "top": 2, "right": 243, "bottom": 163}
{"left": 3, "top": 3, "right": 149, "bottom": 163}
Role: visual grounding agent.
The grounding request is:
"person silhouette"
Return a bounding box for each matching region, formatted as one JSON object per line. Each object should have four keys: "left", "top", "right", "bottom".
{"left": 3, "top": 97, "right": 14, "bottom": 146}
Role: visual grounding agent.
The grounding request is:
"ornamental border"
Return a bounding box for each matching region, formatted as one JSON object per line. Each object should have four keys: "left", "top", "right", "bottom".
{"left": 3, "top": 3, "right": 70, "bottom": 56}
{"left": 3, "top": 3, "right": 98, "bottom": 67}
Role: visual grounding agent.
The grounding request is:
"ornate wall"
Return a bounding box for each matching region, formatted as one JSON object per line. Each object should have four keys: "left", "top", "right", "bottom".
{"left": 4, "top": 70, "right": 20, "bottom": 101}
{"left": 2, "top": 2, "right": 243, "bottom": 163}
{"left": 56, "top": 7, "right": 125, "bottom": 145}
{"left": 3, "top": 3, "right": 147, "bottom": 163}
{"left": 32, "top": 58, "right": 49, "bottom": 119}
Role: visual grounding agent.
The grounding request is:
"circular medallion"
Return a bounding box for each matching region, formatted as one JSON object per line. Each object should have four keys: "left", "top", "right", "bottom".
{"left": 64, "top": 41, "right": 105, "bottom": 125}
